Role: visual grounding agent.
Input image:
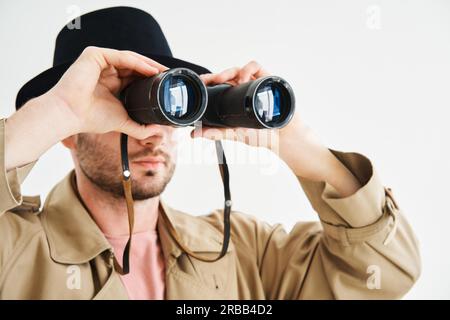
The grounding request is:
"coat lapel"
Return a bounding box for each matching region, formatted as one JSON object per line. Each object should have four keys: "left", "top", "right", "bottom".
{"left": 41, "top": 171, "right": 112, "bottom": 264}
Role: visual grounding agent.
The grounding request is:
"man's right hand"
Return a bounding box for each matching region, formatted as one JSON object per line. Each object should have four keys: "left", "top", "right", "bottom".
{"left": 49, "top": 46, "right": 168, "bottom": 139}
{"left": 4, "top": 46, "right": 168, "bottom": 171}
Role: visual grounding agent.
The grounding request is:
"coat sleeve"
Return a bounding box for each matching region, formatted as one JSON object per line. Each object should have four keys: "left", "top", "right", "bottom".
{"left": 0, "top": 118, "right": 38, "bottom": 217}
{"left": 230, "top": 150, "right": 421, "bottom": 299}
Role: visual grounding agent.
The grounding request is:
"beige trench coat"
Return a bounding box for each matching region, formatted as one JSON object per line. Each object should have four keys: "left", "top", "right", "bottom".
{"left": 0, "top": 119, "right": 421, "bottom": 299}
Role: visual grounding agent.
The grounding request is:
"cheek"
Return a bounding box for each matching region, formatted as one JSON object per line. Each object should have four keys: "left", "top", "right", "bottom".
{"left": 89, "top": 134, "right": 121, "bottom": 161}
{"left": 76, "top": 136, "right": 121, "bottom": 173}
{"left": 165, "top": 128, "right": 180, "bottom": 147}
{"left": 98, "top": 137, "right": 121, "bottom": 156}
{"left": 166, "top": 137, "right": 178, "bottom": 160}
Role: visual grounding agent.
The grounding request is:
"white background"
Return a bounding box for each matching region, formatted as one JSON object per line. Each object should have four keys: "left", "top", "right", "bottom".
{"left": 0, "top": 0, "right": 449, "bottom": 299}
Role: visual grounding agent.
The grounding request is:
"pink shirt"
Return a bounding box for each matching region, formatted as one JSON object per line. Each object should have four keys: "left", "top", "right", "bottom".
{"left": 105, "top": 230, "right": 165, "bottom": 300}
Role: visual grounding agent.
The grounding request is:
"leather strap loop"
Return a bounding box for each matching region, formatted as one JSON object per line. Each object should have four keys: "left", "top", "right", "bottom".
{"left": 113, "top": 134, "right": 135, "bottom": 275}
{"left": 117, "top": 134, "right": 232, "bottom": 274}
{"left": 160, "top": 140, "right": 231, "bottom": 262}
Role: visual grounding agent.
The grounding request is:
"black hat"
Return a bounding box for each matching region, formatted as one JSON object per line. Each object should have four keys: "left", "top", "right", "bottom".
{"left": 15, "top": 6, "right": 212, "bottom": 110}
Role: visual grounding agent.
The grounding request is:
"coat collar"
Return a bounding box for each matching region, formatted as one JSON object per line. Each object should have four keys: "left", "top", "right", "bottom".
{"left": 41, "top": 170, "right": 231, "bottom": 265}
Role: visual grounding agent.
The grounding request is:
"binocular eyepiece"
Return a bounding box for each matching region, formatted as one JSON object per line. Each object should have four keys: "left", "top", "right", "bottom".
{"left": 120, "top": 67, "right": 295, "bottom": 129}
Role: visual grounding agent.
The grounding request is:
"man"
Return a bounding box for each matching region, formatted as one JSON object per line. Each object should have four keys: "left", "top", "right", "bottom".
{"left": 0, "top": 6, "right": 420, "bottom": 299}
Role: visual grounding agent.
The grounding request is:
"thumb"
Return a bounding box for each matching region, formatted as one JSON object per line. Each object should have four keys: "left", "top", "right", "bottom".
{"left": 118, "top": 118, "right": 154, "bottom": 140}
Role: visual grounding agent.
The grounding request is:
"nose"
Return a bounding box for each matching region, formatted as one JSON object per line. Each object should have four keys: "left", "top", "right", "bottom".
{"left": 135, "top": 124, "right": 169, "bottom": 148}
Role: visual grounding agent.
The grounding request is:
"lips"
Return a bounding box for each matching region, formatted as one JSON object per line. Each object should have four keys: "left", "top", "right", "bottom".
{"left": 134, "top": 156, "right": 166, "bottom": 163}
{"left": 132, "top": 156, "right": 166, "bottom": 170}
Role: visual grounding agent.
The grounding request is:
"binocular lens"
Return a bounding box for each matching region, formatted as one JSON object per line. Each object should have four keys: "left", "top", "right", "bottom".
{"left": 255, "top": 82, "right": 283, "bottom": 125}
{"left": 160, "top": 75, "right": 200, "bottom": 121}
{"left": 121, "top": 68, "right": 207, "bottom": 126}
{"left": 202, "top": 76, "right": 295, "bottom": 129}
{"left": 252, "top": 78, "right": 294, "bottom": 128}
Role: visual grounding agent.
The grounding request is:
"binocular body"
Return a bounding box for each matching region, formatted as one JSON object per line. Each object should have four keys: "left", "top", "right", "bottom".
{"left": 120, "top": 68, "right": 295, "bottom": 129}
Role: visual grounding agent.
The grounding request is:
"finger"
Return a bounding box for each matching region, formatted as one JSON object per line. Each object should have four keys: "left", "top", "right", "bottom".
{"left": 191, "top": 126, "right": 266, "bottom": 147}
{"left": 200, "top": 73, "right": 238, "bottom": 86}
{"left": 116, "top": 68, "right": 137, "bottom": 78}
{"left": 99, "top": 75, "right": 122, "bottom": 93}
{"left": 238, "top": 61, "right": 261, "bottom": 84}
{"left": 83, "top": 46, "right": 160, "bottom": 77}
{"left": 200, "top": 74, "right": 238, "bottom": 86}
{"left": 200, "top": 67, "right": 240, "bottom": 86}
{"left": 100, "top": 64, "right": 118, "bottom": 77}
{"left": 99, "top": 67, "right": 150, "bottom": 94}
{"left": 116, "top": 68, "right": 153, "bottom": 79}
{"left": 237, "top": 60, "right": 269, "bottom": 84}
{"left": 254, "top": 68, "right": 270, "bottom": 78}
{"left": 199, "top": 73, "right": 215, "bottom": 86}
{"left": 190, "top": 127, "right": 229, "bottom": 140}
{"left": 190, "top": 126, "right": 253, "bottom": 143}
{"left": 118, "top": 118, "right": 157, "bottom": 140}
{"left": 124, "top": 50, "right": 169, "bottom": 72}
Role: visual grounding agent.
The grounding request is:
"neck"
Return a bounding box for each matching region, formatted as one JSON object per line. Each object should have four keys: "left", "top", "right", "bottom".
{"left": 74, "top": 169, "right": 160, "bottom": 237}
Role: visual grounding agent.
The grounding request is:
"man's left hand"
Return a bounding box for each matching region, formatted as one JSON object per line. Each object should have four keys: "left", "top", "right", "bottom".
{"left": 193, "top": 61, "right": 362, "bottom": 197}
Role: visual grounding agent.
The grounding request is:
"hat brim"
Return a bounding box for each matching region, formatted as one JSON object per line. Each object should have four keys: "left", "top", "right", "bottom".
{"left": 15, "top": 54, "right": 212, "bottom": 110}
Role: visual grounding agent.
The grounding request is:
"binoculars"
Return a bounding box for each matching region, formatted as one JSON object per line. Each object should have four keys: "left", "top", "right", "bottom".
{"left": 120, "top": 68, "right": 295, "bottom": 129}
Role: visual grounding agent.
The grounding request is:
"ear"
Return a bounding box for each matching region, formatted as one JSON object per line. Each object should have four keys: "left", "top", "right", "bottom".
{"left": 61, "top": 135, "right": 77, "bottom": 150}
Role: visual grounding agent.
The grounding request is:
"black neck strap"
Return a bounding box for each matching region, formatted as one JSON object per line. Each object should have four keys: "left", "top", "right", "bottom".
{"left": 116, "top": 134, "right": 232, "bottom": 275}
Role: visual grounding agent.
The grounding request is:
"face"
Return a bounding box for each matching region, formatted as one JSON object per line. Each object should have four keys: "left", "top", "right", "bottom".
{"left": 74, "top": 125, "right": 178, "bottom": 200}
